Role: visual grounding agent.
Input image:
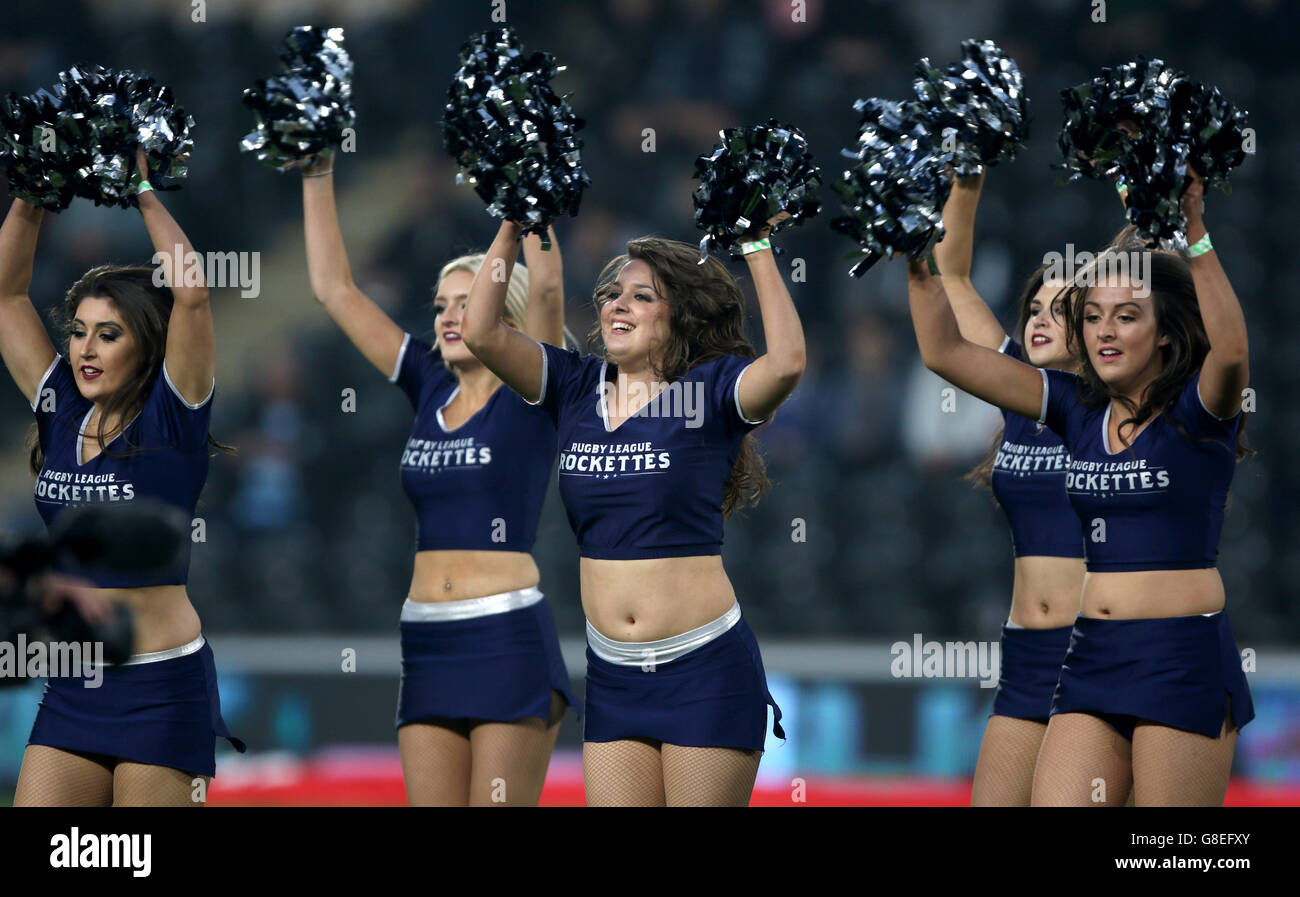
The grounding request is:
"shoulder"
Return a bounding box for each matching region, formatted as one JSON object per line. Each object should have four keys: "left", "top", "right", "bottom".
{"left": 1171, "top": 369, "right": 1242, "bottom": 436}
{"left": 690, "top": 354, "right": 766, "bottom": 429}
{"left": 31, "top": 355, "right": 80, "bottom": 414}
{"left": 688, "top": 353, "right": 757, "bottom": 382}
{"left": 391, "top": 333, "right": 447, "bottom": 383}
{"left": 539, "top": 341, "right": 603, "bottom": 391}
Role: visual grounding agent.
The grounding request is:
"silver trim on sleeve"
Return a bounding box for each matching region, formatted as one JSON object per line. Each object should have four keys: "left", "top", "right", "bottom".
{"left": 389, "top": 332, "right": 412, "bottom": 383}
{"left": 523, "top": 341, "right": 549, "bottom": 406}
{"left": 30, "top": 354, "right": 61, "bottom": 412}
{"left": 1197, "top": 379, "right": 1240, "bottom": 421}
{"left": 733, "top": 361, "right": 768, "bottom": 426}
{"left": 163, "top": 362, "right": 214, "bottom": 409}
{"left": 1037, "top": 368, "right": 1049, "bottom": 426}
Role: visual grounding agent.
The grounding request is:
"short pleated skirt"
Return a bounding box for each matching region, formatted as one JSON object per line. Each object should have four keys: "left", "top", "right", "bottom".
{"left": 990, "top": 622, "right": 1075, "bottom": 723}
{"left": 583, "top": 607, "right": 784, "bottom": 750}
{"left": 396, "top": 588, "right": 579, "bottom": 728}
{"left": 28, "top": 636, "right": 245, "bottom": 777}
{"left": 1050, "top": 611, "right": 1254, "bottom": 740}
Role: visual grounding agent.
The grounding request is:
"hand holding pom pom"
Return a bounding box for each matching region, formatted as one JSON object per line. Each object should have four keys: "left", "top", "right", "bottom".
{"left": 241, "top": 26, "right": 356, "bottom": 171}
{"left": 0, "top": 65, "right": 194, "bottom": 211}
{"left": 830, "top": 98, "right": 951, "bottom": 277}
{"left": 441, "top": 27, "right": 589, "bottom": 242}
{"left": 1057, "top": 57, "right": 1249, "bottom": 248}
{"left": 912, "top": 39, "right": 1030, "bottom": 176}
{"left": 691, "top": 120, "right": 821, "bottom": 262}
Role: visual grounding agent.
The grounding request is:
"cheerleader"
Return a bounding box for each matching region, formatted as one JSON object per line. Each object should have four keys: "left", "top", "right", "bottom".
{"left": 904, "top": 169, "right": 1252, "bottom": 806}
{"left": 934, "top": 172, "right": 1085, "bottom": 806}
{"left": 7, "top": 151, "right": 244, "bottom": 807}
{"left": 299, "top": 154, "right": 577, "bottom": 806}
{"left": 463, "top": 217, "right": 801, "bottom": 806}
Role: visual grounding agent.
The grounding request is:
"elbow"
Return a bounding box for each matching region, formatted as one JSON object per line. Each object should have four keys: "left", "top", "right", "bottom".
{"left": 1215, "top": 339, "right": 1250, "bottom": 368}
{"left": 918, "top": 345, "right": 953, "bottom": 379}
{"left": 310, "top": 278, "right": 354, "bottom": 308}
{"left": 461, "top": 318, "right": 493, "bottom": 353}
{"left": 773, "top": 348, "right": 806, "bottom": 385}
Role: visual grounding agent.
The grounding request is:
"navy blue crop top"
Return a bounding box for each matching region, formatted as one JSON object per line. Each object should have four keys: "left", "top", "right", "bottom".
{"left": 391, "top": 333, "right": 557, "bottom": 552}
{"left": 32, "top": 355, "right": 212, "bottom": 588}
{"left": 1039, "top": 366, "right": 1241, "bottom": 572}
{"left": 989, "top": 338, "right": 1084, "bottom": 559}
{"left": 529, "top": 342, "right": 766, "bottom": 560}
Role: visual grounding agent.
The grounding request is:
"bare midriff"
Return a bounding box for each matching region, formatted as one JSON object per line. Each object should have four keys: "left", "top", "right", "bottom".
{"left": 581, "top": 555, "right": 736, "bottom": 643}
{"left": 1080, "top": 567, "right": 1225, "bottom": 619}
{"left": 408, "top": 549, "right": 540, "bottom": 603}
{"left": 96, "top": 585, "right": 202, "bottom": 655}
{"left": 1009, "top": 556, "right": 1086, "bottom": 628}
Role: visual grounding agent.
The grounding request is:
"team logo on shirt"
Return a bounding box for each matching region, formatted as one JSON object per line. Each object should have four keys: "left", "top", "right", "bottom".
{"left": 1066, "top": 458, "right": 1170, "bottom": 495}
{"left": 34, "top": 470, "right": 136, "bottom": 505}
{"left": 558, "top": 441, "right": 671, "bottom": 479}
{"left": 402, "top": 436, "right": 492, "bottom": 472}
{"left": 993, "top": 442, "right": 1071, "bottom": 477}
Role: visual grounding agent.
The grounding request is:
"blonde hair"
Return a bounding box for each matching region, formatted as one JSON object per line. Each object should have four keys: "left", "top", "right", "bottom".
{"left": 436, "top": 253, "right": 529, "bottom": 331}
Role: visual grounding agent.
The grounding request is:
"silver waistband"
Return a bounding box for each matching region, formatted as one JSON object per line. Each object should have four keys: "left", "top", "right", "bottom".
{"left": 118, "top": 634, "right": 206, "bottom": 666}
{"left": 401, "top": 587, "right": 543, "bottom": 623}
{"left": 586, "top": 601, "right": 741, "bottom": 666}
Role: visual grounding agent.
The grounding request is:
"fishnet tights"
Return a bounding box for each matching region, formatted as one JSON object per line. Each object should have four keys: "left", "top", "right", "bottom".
{"left": 971, "top": 715, "right": 1047, "bottom": 806}
{"left": 15, "top": 745, "right": 207, "bottom": 806}
{"left": 1032, "top": 708, "right": 1237, "bottom": 806}
{"left": 583, "top": 739, "right": 762, "bottom": 806}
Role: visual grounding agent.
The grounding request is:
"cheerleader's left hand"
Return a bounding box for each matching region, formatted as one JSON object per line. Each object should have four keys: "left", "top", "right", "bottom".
{"left": 751, "top": 210, "right": 791, "bottom": 241}
{"left": 1182, "top": 164, "right": 1208, "bottom": 244}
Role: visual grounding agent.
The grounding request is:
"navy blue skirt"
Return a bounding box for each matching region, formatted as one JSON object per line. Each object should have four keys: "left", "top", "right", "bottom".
{"left": 584, "top": 617, "right": 784, "bottom": 750}
{"left": 27, "top": 639, "right": 245, "bottom": 777}
{"left": 396, "top": 596, "right": 579, "bottom": 728}
{"left": 990, "top": 623, "right": 1074, "bottom": 723}
{"left": 1051, "top": 612, "right": 1255, "bottom": 740}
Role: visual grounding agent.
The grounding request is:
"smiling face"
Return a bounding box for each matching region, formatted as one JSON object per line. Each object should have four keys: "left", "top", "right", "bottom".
{"left": 69, "top": 296, "right": 141, "bottom": 402}
{"left": 433, "top": 268, "right": 478, "bottom": 367}
{"left": 598, "top": 259, "right": 672, "bottom": 372}
{"left": 1023, "top": 283, "right": 1073, "bottom": 369}
{"left": 1081, "top": 283, "right": 1169, "bottom": 391}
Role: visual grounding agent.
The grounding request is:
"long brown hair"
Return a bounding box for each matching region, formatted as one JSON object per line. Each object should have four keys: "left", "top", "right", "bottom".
{"left": 586, "top": 237, "right": 769, "bottom": 516}
{"left": 1061, "top": 248, "right": 1252, "bottom": 461}
{"left": 966, "top": 261, "right": 1061, "bottom": 489}
{"left": 27, "top": 264, "right": 233, "bottom": 473}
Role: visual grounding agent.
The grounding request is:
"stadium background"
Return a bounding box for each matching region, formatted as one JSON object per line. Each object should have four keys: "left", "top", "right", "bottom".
{"left": 1, "top": 0, "right": 1296, "bottom": 805}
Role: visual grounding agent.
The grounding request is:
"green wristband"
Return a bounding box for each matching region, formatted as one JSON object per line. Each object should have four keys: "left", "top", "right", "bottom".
{"left": 136, "top": 179, "right": 154, "bottom": 195}
{"left": 740, "top": 237, "right": 772, "bottom": 256}
{"left": 1184, "top": 233, "right": 1213, "bottom": 258}
{"left": 926, "top": 254, "right": 940, "bottom": 276}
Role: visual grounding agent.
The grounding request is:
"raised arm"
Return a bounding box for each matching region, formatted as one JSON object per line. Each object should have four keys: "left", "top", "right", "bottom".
{"left": 932, "top": 171, "right": 1007, "bottom": 351}
{"left": 1182, "top": 172, "right": 1248, "bottom": 417}
{"left": 735, "top": 219, "right": 805, "bottom": 422}
{"left": 462, "top": 220, "right": 546, "bottom": 401}
{"left": 137, "top": 151, "right": 213, "bottom": 404}
{"left": 522, "top": 226, "right": 565, "bottom": 347}
{"left": 907, "top": 255, "right": 1044, "bottom": 421}
{"left": 300, "top": 154, "right": 405, "bottom": 378}
{"left": 0, "top": 198, "right": 57, "bottom": 404}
